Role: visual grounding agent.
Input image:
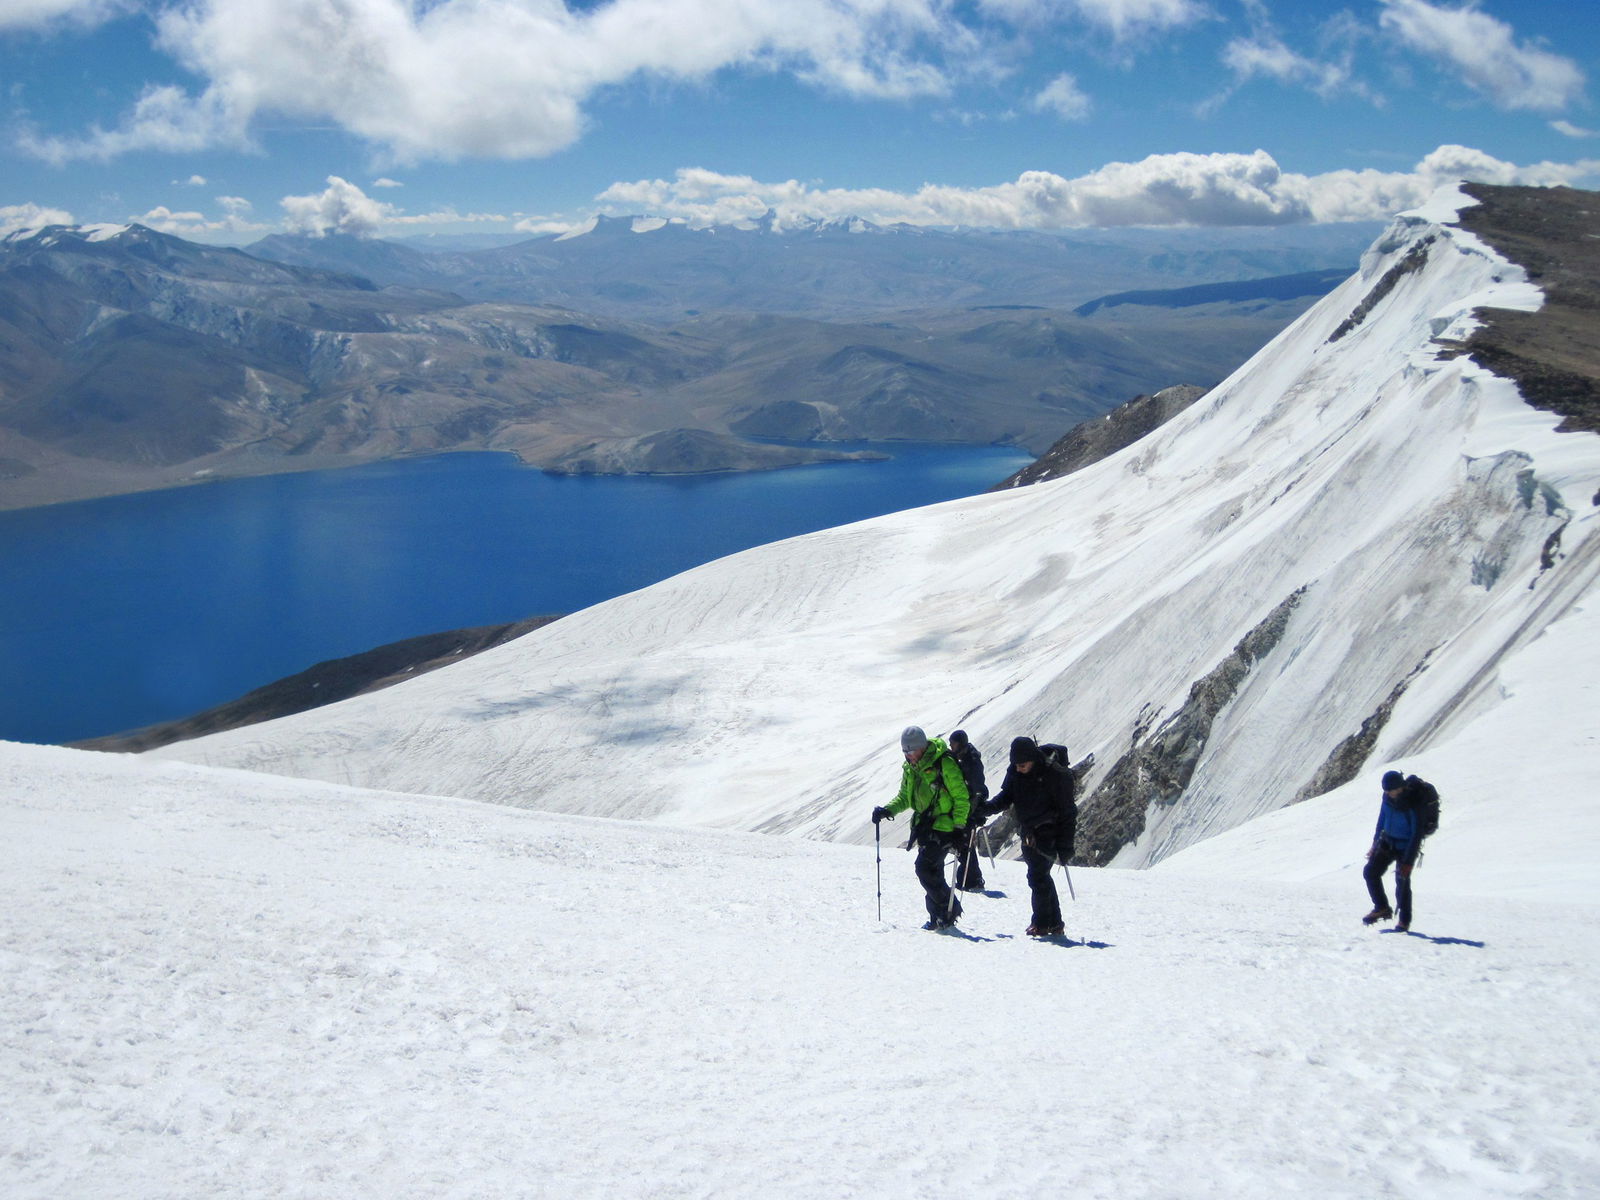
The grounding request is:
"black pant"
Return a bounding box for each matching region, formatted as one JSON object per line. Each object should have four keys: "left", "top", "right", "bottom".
{"left": 914, "top": 833, "right": 962, "bottom": 922}
{"left": 1021, "top": 828, "right": 1066, "bottom": 927}
{"left": 1364, "top": 838, "right": 1413, "bottom": 926}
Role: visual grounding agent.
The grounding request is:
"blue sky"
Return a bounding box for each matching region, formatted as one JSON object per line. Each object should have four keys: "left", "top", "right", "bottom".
{"left": 2, "top": 0, "right": 1597, "bottom": 242}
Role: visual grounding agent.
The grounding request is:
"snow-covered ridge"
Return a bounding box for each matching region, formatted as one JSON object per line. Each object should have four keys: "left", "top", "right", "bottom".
{"left": 2, "top": 222, "right": 134, "bottom": 247}
{"left": 154, "top": 186, "right": 1600, "bottom": 877}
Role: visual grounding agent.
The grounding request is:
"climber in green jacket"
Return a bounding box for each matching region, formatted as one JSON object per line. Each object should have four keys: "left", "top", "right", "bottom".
{"left": 872, "top": 726, "right": 970, "bottom": 929}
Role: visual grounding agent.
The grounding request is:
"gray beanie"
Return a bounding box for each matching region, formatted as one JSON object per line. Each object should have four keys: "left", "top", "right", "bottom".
{"left": 900, "top": 726, "right": 929, "bottom": 753}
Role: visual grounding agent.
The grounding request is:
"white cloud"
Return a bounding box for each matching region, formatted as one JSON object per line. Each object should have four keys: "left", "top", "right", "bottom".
{"left": 1378, "top": 0, "right": 1585, "bottom": 112}
{"left": 1551, "top": 120, "right": 1598, "bottom": 139}
{"left": 176, "top": 174, "right": 208, "bottom": 186}
{"left": 1212, "top": 6, "right": 1377, "bottom": 112}
{"left": 22, "top": 0, "right": 1024, "bottom": 164}
{"left": 0, "top": 0, "right": 122, "bottom": 32}
{"left": 0, "top": 202, "right": 76, "bottom": 234}
{"left": 132, "top": 198, "right": 269, "bottom": 239}
{"left": 1222, "top": 34, "right": 1356, "bottom": 99}
{"left": 20, "top": 85, "right": 250, "bottom": 164}
{"left": 371, "top": 177, "right": 404, "bottom": 188}
{"left": 1032, "top": 74, "right": 1092, "bottom": 121}
{"left": 278, "top": 176, "right": 506, "bottom": 236}
{"left": 591, "top": 145, "right": 1600, "bottom": 230}
{"left": 280, "top": 176, "right": 398, "bottom": 237}
{"left": 1070, "top": 0, "right": 1206, "bottom": 42}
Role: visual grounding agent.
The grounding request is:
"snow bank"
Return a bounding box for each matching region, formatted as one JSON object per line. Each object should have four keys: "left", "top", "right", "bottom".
{"left": 5, "top": 739, "right": 1598, "bottom": 1198}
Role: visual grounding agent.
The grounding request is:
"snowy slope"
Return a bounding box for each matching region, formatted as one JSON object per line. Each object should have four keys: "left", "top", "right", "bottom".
{"left": 153, "top": 184, "right": 1600, "bottom": 873}
{"left": 4, "top": 739, "right": 1598, "bottom": 1199}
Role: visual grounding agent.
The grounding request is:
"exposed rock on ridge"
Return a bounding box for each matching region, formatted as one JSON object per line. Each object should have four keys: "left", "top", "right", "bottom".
{"left": 1074, "top": 589, "right": 1304, "bottom": 865}
{"left": 1453, "top": 183, "right": 1600, "bottom": 434}
{"left": 74, "top": 617, "right": 557, "bottom": 753}
{"left": 994, "top": 384, "right": 1210, "bottom": 488}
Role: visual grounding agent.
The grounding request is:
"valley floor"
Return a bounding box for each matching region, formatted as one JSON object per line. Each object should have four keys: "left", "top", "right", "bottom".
{"left": 3, "top": 742, "right": 1597, "bottom": 1199}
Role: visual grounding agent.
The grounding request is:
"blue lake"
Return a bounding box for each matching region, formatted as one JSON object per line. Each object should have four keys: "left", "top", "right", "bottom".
{"left": 0, "top": 445, "right": 1031, "bottom": 745}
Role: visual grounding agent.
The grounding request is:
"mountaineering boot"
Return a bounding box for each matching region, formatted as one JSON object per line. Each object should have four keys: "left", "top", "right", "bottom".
{"left": 1362, "top": 905, "right": 1394, "bottom": 925}
{"left": 1395, "top": 920, "right": 1411, "bottom": 932}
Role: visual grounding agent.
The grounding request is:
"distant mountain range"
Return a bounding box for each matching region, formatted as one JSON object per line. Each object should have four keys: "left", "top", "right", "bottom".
{"left": 0, "top": 217, "right": 1371, "bottom": 509}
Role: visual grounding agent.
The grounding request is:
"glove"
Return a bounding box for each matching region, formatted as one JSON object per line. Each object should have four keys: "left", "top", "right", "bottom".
{"left": 872, "top": 806, "right": 893, "bottom": 824}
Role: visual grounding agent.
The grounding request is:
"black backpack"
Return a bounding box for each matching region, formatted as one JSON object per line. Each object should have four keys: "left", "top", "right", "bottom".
{"left": 1038, "top": 742, "right": 1078, "bottom": 825}
{"left": 947, "top": 742, "right": 988, "bottom": 817}
{"left": 1406, "top": 775, "right": 1441, "bottom": 838}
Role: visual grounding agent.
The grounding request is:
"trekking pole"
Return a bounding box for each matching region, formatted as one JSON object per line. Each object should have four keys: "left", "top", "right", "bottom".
{"left": 875, "top": 820, "right": 883, "bottom": 922}
{"left": 980, "top": 825, "right": 997, "bottom": 872}
{"left": 945, "top": 839, "right": 960, "bottom": 921}
{"left": 1059, "top": 856, "right": 1077, "bottom": 902}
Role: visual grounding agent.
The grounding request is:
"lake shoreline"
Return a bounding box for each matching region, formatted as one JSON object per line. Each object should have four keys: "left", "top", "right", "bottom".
{"left": 0, "top": 435, "right": 1009, "bottom": 513}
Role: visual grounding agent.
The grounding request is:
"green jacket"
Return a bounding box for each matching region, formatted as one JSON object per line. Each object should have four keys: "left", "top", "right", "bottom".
{"left": 885, "top": 738, "right": 970, "bottom": 833}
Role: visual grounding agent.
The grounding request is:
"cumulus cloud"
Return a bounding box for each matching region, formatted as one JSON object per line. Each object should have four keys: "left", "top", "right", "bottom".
{"left": 280, "top": 177, "right": 399, "bottom": 237}
{"left": 0, "top": 202, "right": 76, "bottom": 234}
{"left": 591, "top": 146, "right": 1600, "bottom": 230}
{"left": 1032, "top": 74, "right": 1092, "bottom": 121}
{"left": 131, "top": 196, "right": 268, "bottom": 239}
{"left": 1378, "top": 0, "right": 1585, "bottom": 112}
{"left": 277, "top": 176, "right": 507, "bottom": 236}
{"left": 22, "top": 0, "right": 1020, "bottom": 164}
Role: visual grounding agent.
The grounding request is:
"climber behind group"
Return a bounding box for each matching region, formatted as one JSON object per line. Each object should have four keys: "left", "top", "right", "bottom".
{"left": 947, "top": 729, "right": 990, "bottom": 892}
{"left": 872, "top": 726, "right": 971, "bottom": 930}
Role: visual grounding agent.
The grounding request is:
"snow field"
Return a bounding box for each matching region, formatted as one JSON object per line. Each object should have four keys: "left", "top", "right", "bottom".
{"left": 4, "top": 742, "right": 1597, "bottom": 1199}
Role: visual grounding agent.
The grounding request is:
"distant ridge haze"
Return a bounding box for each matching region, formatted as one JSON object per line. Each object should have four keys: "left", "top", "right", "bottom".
{"left": 0, "top": 217, "right": 1365, "bottom": 510}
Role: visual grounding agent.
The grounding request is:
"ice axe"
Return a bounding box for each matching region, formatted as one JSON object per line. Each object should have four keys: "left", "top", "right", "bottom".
{"left": 1059, "top": 855, "right": 1077, "bottom": 902}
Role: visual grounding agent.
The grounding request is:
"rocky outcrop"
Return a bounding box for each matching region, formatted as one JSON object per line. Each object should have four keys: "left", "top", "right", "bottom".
{"left": 1327, "top": 236, "right": 1435, "bottom": 343}
{"left": 1074, "top": 589, "right": 1305, "bottom": 865}
{"left": 1290, "top": 657, "right": 1430, "bottom": 804}
{"left": 1452, "top": 184, "right": 1600, "bottom": 434}
{"left": 72, "top": 616, "right": 559, "bottom": 752}
{"left": 994, "top": 385, "right": 1210, "bottom": 489}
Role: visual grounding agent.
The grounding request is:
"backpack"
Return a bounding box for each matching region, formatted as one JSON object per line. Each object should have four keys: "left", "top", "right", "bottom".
{"left": 1406, "top": 775, "right": 1441, "bottom": 839}
{"left": 1037, "top": 742, "right": 1078, "bottom": 823}
{"left": 948, "top": 743, "right": 988, "bottom": 819}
